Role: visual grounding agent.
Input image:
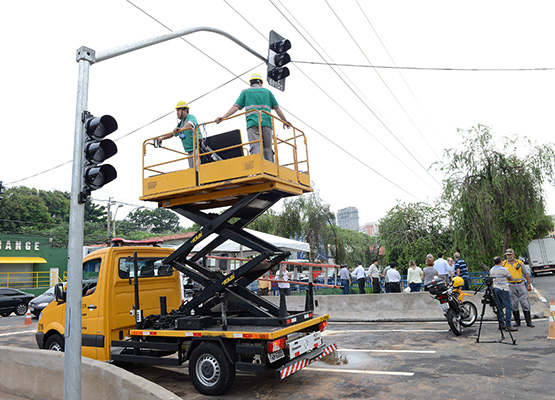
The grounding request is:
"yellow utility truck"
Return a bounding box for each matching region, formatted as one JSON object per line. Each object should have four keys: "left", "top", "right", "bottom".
{"left": 36, "top": 112, "right": 336, "bottom": 396}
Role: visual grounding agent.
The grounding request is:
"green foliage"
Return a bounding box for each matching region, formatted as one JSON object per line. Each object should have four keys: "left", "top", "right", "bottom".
{"left": 378, "top": 201, "right": 453, "bottom": 273}
{"left": 333, "top": 227, "right": 373, "bottom": 267}
{"left": 0, "top": 186, "right": 53, "bottom": 233}
{"left": 437, "top": 124, "right": 555, "bottom": 267}
{"left": 125, "top": 207, "right": 180, "bottom": 234}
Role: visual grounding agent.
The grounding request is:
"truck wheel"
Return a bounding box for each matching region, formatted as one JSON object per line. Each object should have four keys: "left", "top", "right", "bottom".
{"left": 189, "top": 342, "right": 235, "bottom": 396}
{"left": 45, "top": 334, "right": 65, "bottom": 352}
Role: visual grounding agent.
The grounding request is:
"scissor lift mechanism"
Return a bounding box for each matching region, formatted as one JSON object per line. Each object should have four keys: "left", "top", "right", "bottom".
{"left": 139, "top": 114, "right": 315, "bottom": 330}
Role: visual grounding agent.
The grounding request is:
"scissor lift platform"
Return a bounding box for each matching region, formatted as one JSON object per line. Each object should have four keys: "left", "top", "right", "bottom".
{"left": 140, "top": 113, "right": 312, "bottom": 210}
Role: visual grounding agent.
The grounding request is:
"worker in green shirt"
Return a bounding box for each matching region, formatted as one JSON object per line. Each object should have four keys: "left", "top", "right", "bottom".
{"left": 158, "top": 101, "right": 199, "bottom": 168}
{"left": 215, "top": 73, "right": 290, "bottom": 162}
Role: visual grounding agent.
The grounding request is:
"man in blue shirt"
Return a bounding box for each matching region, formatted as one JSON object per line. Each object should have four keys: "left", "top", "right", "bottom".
{"left": 454, "top": 252, "right": 470, "bottom": 290}
{"left": 339, "top": 265, "right": 351, "bottom": 295}
{"left": 216, "top": 73, "right": 290, "bottom": 162}
{"left": 490, "top": 256, "right": 518, "bottom": 331}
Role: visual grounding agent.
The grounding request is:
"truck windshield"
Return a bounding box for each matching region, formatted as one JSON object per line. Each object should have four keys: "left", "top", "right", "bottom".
{"left": 118, "top": 257, "right": 173, "bottom": 279}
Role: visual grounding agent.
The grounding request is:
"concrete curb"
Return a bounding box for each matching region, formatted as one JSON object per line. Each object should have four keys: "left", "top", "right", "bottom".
{"left": 0, "top": 346, "right": 180, "bottom": 400}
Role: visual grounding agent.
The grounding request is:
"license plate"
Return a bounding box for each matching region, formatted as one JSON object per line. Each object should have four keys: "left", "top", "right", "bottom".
{"left": 439, "top": 302, "right": 450, "bottom": 312}
{"left": 268, "top": 349, "right": 285, "bottom": 363}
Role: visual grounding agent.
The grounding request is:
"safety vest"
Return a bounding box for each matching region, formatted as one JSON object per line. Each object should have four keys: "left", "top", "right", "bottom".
{"left": 502, "top": 259, "right": 524, "bottom": 282}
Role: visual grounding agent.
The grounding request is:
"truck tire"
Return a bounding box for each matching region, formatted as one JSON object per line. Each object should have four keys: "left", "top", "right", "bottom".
{"left": 45, "top": 334, "right": 65, "bottom": 352}
{"left": 189, "top": 342, "right": 235, "bottom": 396}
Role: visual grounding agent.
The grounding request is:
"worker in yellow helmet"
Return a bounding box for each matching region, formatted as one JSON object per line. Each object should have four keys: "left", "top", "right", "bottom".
{"left": 158, "top": 101, "right": 199, "bottom": 168}
{"left": 215, "top": 73, "right": 290, "bottom": 162}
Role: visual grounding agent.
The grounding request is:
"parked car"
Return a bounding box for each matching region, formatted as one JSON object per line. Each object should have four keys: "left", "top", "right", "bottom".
{"left": 29, "top": 285, "right": 56, "bottom": 317}
{"left": 0, "top": 288, "right": 34, "bottom": 317}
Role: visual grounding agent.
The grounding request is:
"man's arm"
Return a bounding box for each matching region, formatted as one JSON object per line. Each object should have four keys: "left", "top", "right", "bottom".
{"left": 215, "top": 105, "right": 240, "bottom": 124}
{"left": 274, "top": 106, "right": 291, "bottom": 129}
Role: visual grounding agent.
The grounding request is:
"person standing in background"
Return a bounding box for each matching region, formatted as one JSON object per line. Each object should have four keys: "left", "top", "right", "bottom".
{"left": 368, "top": 259, "right": 381, "bottom": 294}
{"left": 339, "top": 265, "right": 351, "bottom": 295}
{"left": 387, "top": 262, "right": 401, "bottom": 293}
{"left": 454, "top": 252, "right": 471, "bottom": 290}
{"left": 407, "top": 260, "right": 423, "bottom": 293}
{"left": 353, "top": 262, "right": 366, "bottom": 294}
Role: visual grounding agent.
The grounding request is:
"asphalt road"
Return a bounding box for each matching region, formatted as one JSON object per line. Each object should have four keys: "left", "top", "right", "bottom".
{"left": 531, "top": 271, "right": 555, "bottom": 303}
{"left": 2, "top": 307, "right": 553, "bottom": 400}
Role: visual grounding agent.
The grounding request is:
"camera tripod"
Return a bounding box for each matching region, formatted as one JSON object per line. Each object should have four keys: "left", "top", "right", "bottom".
{"left": 475, "top": 277, "right": 517, "bottom": 345}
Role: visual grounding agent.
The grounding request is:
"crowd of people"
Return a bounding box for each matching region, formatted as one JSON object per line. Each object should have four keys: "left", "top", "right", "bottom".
{"left": 256, "top": 249, "right": 535, "bottom": 331}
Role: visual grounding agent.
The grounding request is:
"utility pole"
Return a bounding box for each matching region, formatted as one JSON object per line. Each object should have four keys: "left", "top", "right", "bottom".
{"left": 66, "top": 27, "right": 268, "bottom": 400}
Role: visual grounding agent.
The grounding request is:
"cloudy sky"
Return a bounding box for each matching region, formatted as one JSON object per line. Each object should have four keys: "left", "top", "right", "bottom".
{"left": 2, "top": 0, "right": 555, "bottom": 227}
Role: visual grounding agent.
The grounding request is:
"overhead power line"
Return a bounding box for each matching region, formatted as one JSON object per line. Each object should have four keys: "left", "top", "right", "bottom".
{"left": 293, "top": 61, "right": 555, "bottom": 71}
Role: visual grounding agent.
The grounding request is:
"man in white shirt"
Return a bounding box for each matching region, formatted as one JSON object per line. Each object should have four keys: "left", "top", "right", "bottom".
{"left": 368, "top": 259, "right": 381, "bottom": 294}
{"left": 386, "top": 262, "right": 401, "bottom": 292}
{"left": 434, "top": 252, "right": 452, "bottom": 283}
{"left": 353, "top": 262, "right": 367, "bottom": 294}
{"left": 275, "top": 264, "right": 291, "bottom": 296}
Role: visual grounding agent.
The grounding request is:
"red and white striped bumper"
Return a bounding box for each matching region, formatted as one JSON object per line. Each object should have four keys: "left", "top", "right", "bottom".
{"left": 277, "top": 341, "right": 337, "bottom": 380}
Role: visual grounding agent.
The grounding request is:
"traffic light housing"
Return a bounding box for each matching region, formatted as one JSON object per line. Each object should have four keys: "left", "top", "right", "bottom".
{"left": 267, "top": 30, "right": 291, "bottom": 91}
{"left": 79, "top": 111, "right": 118, "bottom": 203}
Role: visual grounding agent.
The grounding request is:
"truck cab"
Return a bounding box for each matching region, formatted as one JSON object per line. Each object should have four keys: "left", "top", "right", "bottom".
{"left": 36, "top": 245, "right": 181, "bottom": 361}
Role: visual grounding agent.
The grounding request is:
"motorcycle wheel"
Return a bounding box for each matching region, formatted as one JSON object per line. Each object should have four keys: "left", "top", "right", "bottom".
{"left": 446, "top": 309, "right": 462, "bottom": 336}
{"left": 460, "top": 301, "right": 478, "bottom": 327}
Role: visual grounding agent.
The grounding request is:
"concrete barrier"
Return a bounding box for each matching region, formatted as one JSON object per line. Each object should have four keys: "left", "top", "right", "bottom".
{"left": 0, "top": 346, "right": 180, "bottom": 400}
{"left": 267, "top": 291, "right": 549, "bottom": 322}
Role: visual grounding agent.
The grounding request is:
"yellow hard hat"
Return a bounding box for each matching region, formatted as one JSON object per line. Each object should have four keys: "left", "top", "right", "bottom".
{"left": 175, "top": 101, "right": 189, "bottom": 109}
{"left": 249, "top": 73, "right": 264, "bottom": 83}
{"left": 452, "top": 276, "right": 464, "bottom": 288}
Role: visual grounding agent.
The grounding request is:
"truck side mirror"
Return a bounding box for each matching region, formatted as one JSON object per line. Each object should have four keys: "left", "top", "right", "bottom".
{"left": 54, "top": 283, "right": 66, "bottom": 303}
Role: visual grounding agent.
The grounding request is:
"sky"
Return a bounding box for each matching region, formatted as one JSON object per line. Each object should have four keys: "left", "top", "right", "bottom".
{"left": 2, "top": 0, "right": 555, "bottom": 229}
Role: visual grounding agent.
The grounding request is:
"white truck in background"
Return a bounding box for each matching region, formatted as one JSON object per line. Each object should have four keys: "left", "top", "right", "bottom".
{"left": 527, "top": 237, "right": 555, "bottom": 276}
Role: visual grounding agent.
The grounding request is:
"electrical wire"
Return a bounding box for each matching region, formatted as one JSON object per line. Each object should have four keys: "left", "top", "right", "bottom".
{"left": 267, "top": 0, "right": 440, "bottom": 193}
{"left": 325, "top": 0, "right": 441, "bottom": 163}
{"left": 293, "top": 60, "right": 555, "bottom": 71}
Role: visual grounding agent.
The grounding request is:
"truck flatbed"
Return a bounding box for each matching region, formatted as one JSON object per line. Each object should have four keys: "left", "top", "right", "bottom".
{"left": 129, "top": 313, "right": 329, "bottom": 340}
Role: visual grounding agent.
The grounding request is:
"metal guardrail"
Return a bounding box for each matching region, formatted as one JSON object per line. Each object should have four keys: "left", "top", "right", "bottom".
{"left": 0, "top": 271, "right": 63, "bottom": 289}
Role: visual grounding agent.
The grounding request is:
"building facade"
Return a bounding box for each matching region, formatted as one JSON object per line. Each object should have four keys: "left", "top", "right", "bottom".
{"left": 336, "top": 207, "right": 360, "bottom": 232}
{"left": 0, "top": 234, "right": 67, "bottom": 286}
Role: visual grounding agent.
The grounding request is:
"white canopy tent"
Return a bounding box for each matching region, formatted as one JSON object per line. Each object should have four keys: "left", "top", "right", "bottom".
{"left": 190, "top": 228, "right": 310, "bottom": 256}
{"left": 160, "top": 228, "right": 309, "bottom": 256}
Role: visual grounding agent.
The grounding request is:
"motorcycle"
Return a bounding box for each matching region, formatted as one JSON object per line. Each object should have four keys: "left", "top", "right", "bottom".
{"left": 427, "top": 276, "right": 478, "bottom": 336}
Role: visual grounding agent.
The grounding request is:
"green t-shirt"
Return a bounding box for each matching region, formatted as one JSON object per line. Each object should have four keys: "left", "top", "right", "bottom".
{"left": 174, "top": 114, "right": 198, "bottom": 152}
{"left": 234, "top": 85, "right": 278, "bottom": 129}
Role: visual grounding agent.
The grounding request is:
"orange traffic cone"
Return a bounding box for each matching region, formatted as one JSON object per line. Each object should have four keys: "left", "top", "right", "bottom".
{"left": 548, "top": 300, "right": 555, "bottom": 340}
{"left": 24, "top": 307, "right": 32, "bottom": 325}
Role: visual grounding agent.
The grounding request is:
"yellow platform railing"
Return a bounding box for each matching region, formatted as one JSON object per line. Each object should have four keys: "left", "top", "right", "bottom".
{"left": 141, "top": 111, "right": 311, "bottom": 207}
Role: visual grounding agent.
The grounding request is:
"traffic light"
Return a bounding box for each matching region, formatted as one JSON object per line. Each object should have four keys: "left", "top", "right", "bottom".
{"left": 267, "top": 30, "right": 291, "bottom": 91}
{"left": 79, "top": 111, "right": 118, "bottom": 203}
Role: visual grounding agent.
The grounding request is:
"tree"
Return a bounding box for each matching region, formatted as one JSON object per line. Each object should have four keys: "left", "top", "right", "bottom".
{"left": 438, "top": 124, "right": 555, "bottom": 267}
{"left": 126, "top": 208, "right": 180, "bottom": 234}
{"left": 378, "top": 201, "right": 452, "bottom": 272}
{"left": 0, "top": 186, "right": 53, "bottom": 233}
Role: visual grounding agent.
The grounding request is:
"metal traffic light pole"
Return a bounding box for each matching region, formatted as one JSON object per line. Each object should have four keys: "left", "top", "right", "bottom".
{"left": 66, "top": 26, "right": 267, "bottom": 400}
